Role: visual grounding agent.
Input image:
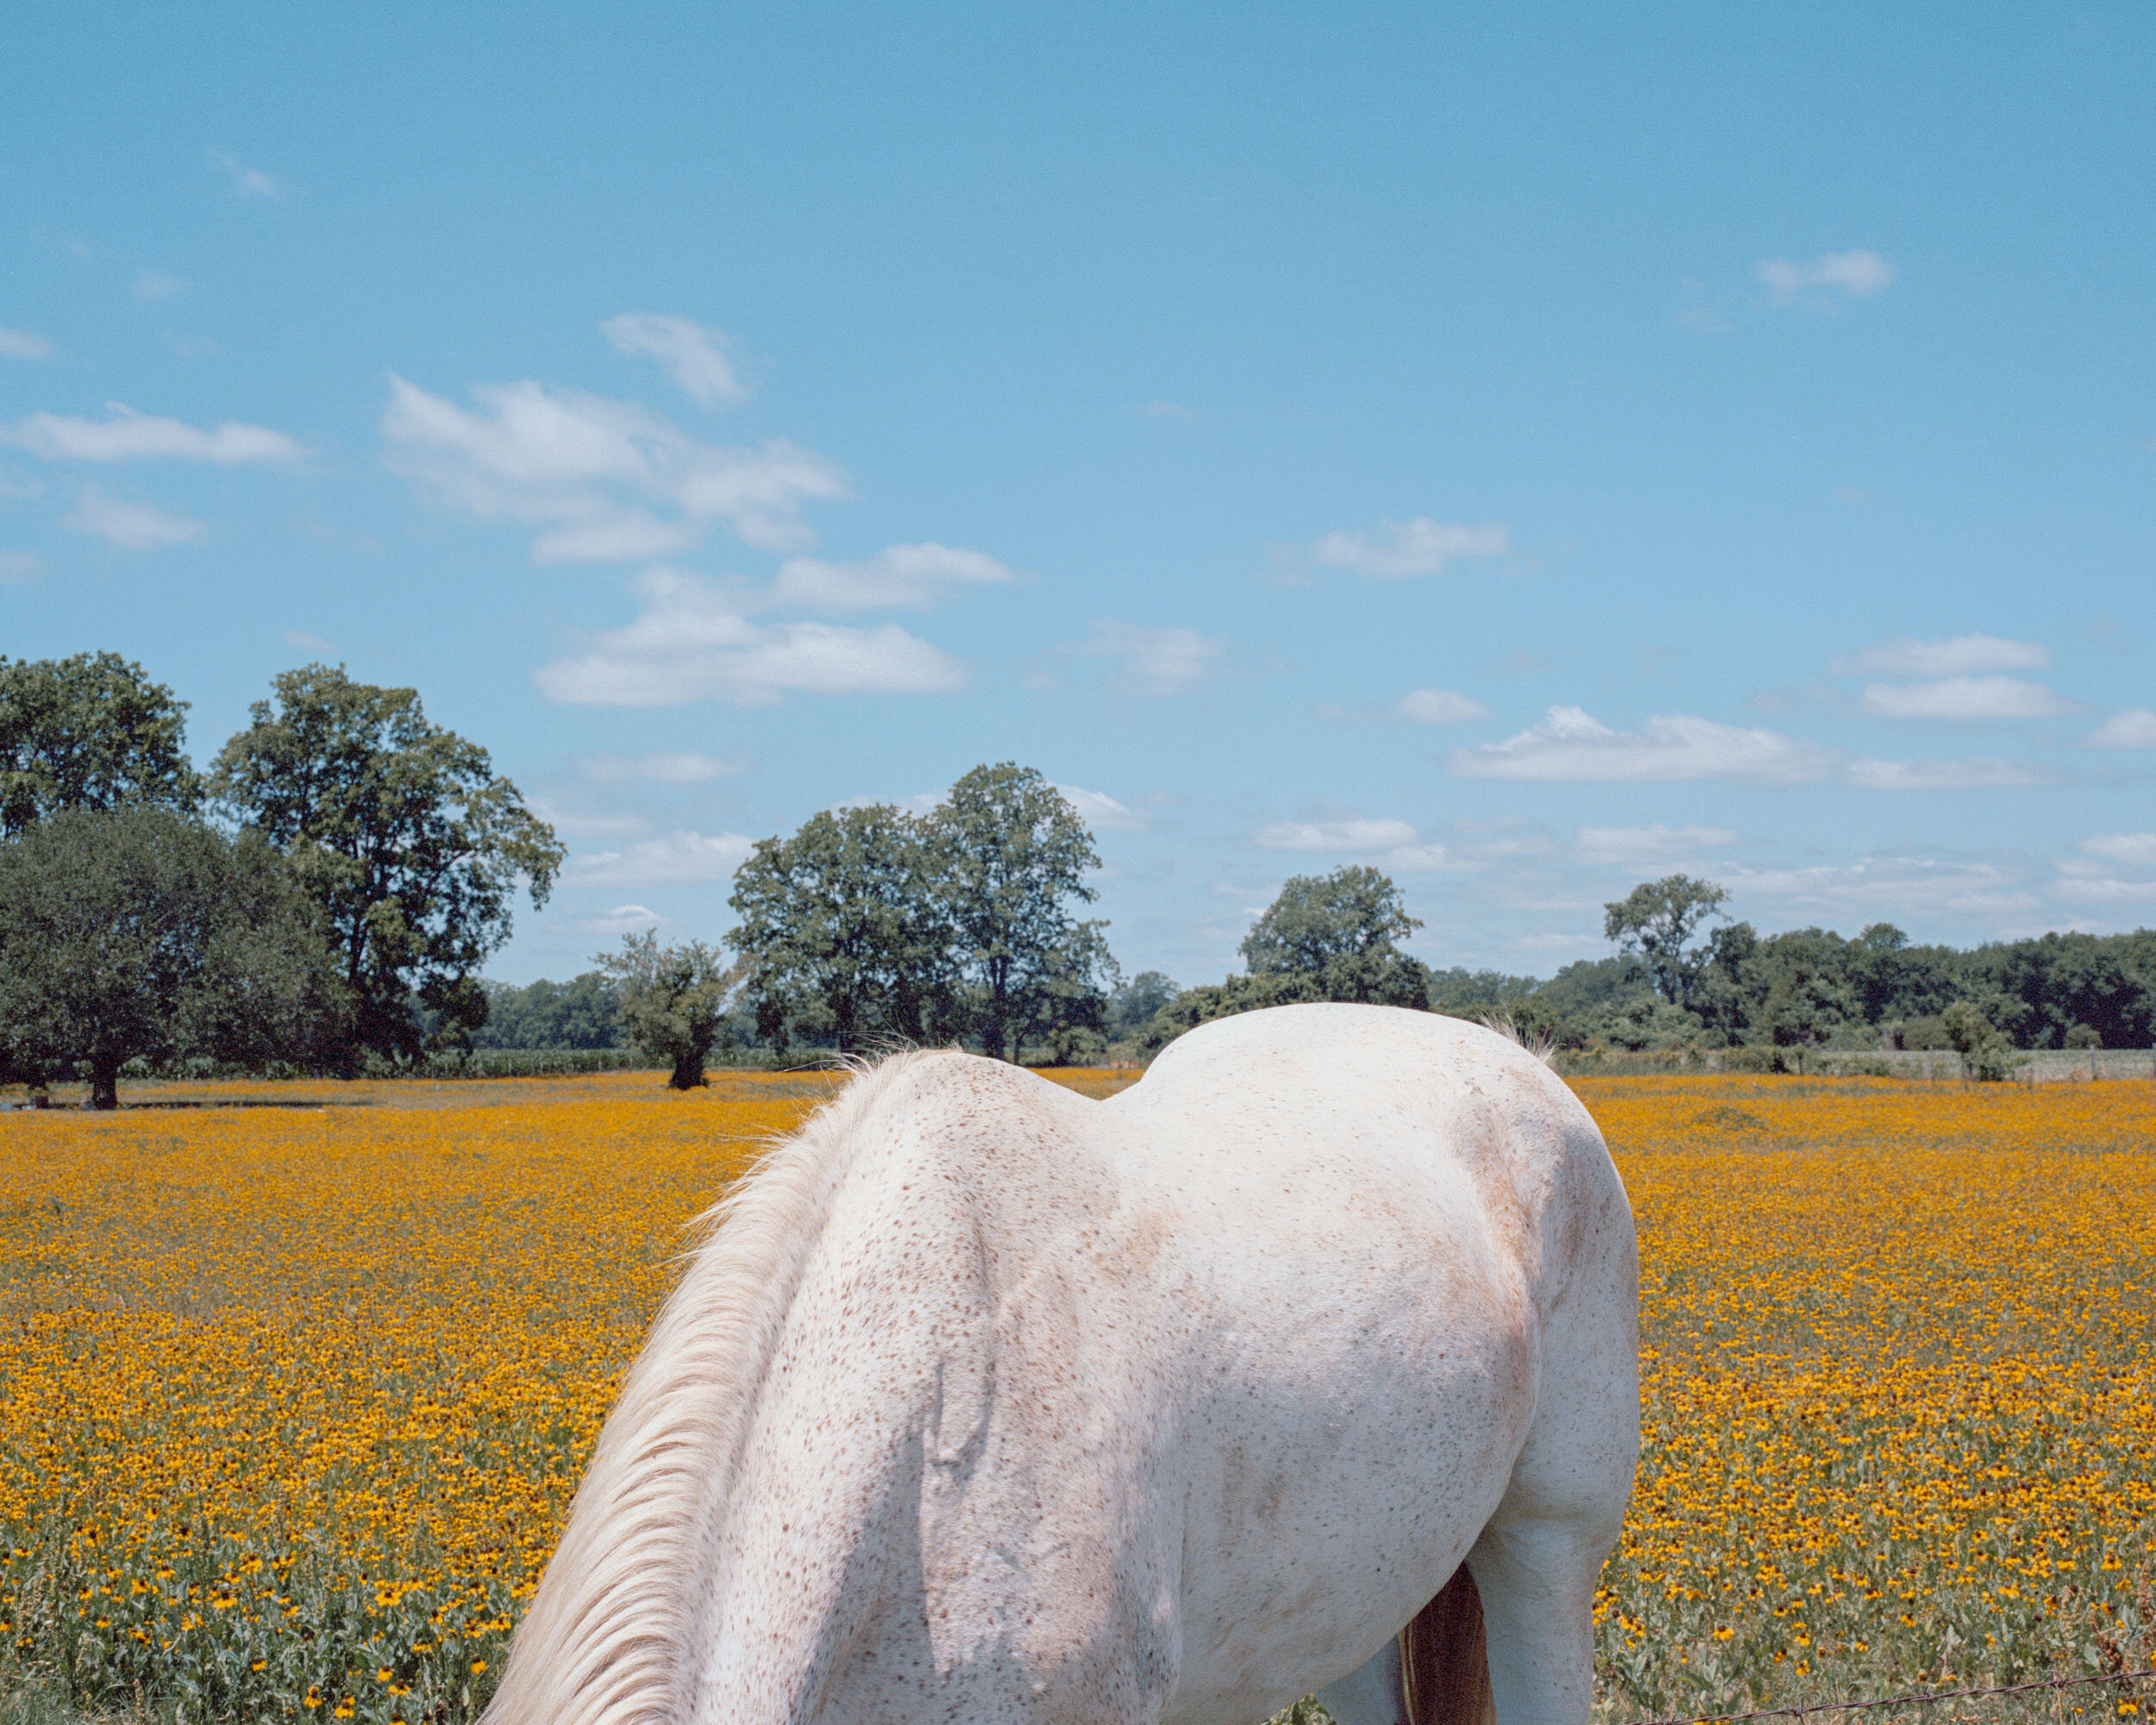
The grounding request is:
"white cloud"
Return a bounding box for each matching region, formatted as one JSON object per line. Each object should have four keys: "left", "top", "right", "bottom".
{"left": 2084, "top": 708, "right": 2156, "bottom": 750}
{"left": 1251, "top": 813, "right": 1463, "bottom": 875}
{"left": 213, "top": 151, "right": 285, "bottom": 200}
{"left": 2078, "top": 832, "right": 2156, "bottom": 868}
{"left": 585, "top": 902, "right": 665, "bottom": 935}
{"left": 1842, "top": 756, "right": 2058, "bottom": 790}
{"left": 1257, "top": 817, "right": 1420, "bottom": 852}
{"left": 535, "top": 568, "right": 968, "bottom": 707}
{"left": 0, "top": 329, "right": 53, "bottom": 361}
{"left": 281, "top": 628, "right": 335, "bottom": 653}
{"left": 1573, "top": 824, "right": 1739, "bottom": 868}
{"left": 133, "top": 269, "right": 188, "bottom": 303}
{"left": 1857, "top": 675, "right": 2071, "bottom": 721}
{"left": 3, "top": 404, "right": 304, "bottom": 465}
{"left": 1055, "top": 783, "right": 1146, "bottom": 831}
{"left": 0, "top": 550, "right": 41, "bottom": 583}
{"left": 1395, "top": 687, "right": 1490, "bottom": 725}
{"left": 1755, "top": 249, "right": 1894, "bottom": 305}
{"left": 769, "top": 543, "right": 1020, "bottom": 613}
{"left": 381, "top": 374, "right": 844, "bottom": 560}
{"left": 567, "top": 831, "right": 755, "bottom": 888}
{"left": 1072, "top": 619, "right": 1225, "bottom": 697}
{"left": 583, "top": 750, "right": 749, "bottom": 784}
{"left": 62, "top": 489, "right": 205, "bottom": 549}
{"left": 1448, "top": 706, "right": 1833, "bottom": 783}
{"left": 601, "top": 313, "right": 748, "bottom": 409}
{"left": 1833, "top": 633, "right": 2050, "bottom": 676}
{"left": 1136, "top": 399, "right": 1195, "bottom": 420}
{"left": 1309, "top": 517, "right": 1509, "bottom": 579}
{"left": 1729, "top": 853, "right": 2036, "bottom": 919}
{"left": 2052, "top": 837, "right": 2156, "bottom": 904}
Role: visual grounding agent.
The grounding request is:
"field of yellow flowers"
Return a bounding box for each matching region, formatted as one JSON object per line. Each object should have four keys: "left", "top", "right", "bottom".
{"left": 0, "top": 1068, "right": 2151, "bottom": 1724}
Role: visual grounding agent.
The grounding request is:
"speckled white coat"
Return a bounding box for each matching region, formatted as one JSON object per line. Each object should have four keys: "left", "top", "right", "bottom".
{"left": 486, "top": 1004, "right": 1638, "bottom": 1725}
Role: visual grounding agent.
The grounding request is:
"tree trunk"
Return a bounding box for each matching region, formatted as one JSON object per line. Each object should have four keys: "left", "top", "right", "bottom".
{"left": 668, "top": 1049, "right": 707, "bottom": 1090}
{"left": 89, "top": 1056, "right": 122, "bottom": 1111}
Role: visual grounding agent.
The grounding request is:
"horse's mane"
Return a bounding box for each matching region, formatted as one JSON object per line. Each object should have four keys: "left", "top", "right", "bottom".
{"left": 483, "top": 1051, "right": 941, "bottom": 1725}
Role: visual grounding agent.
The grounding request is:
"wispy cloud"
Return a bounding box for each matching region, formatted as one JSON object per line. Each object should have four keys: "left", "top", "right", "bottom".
{"left": 534, "top": 568, "right": 968, "bottom": 707}
{"left": 62, "top": 488, "right": 205, "bottom": 548}
{"left": 1394, "top": 687, "right": 1490, "bottom": 724}
{"left": 582, "top": 750, "right": 749, "bottom": 784}
{"left": 1055, "top": 783, "right": 1146, "bottom": 831}
{"left": 1728, "top": 851, "right": 2037, "bottom": 919}
{"left": 566, "top": 830, "right": 756, "bottom": 888}
{"left": 1842, "top": 756, "right": 2058, "bottom": 791}
{"left": 1755, "top": 248, "right": 1894, "bottom": 306}
{"left": 2083, "top": 708, "right": 2156, "bottom": 750}
{"left": 212, "top": 150, "right": 285, "bottom": 200}
{"left": 1134, "top": 399, "right": 1196, "bottom": 420}
{"left": 1833, "top": 634, "right": 2050, "bottom": 676}
{"left": 1069, "top": 619, "right": 1225, "bottom": 697}
{"left": 1857, "top": 675, "right": 2072, "bottom": 721}
{"left": 0, "top": 329, "right": 53, "bottom": 361}
{"left": 2052, "top": 834, "right": 2156, "bottom": 904}
{"left": 281, "top": 628, "right": 335, "bottom": 653}
{"left": 1573, "top": 824, "right": 1739, "bottom": 868}
{"left": 382, "top": 374, "right": 844, "bottom": 561}
{"left": 601, "top": 313, "right": 748, "bottom": 409}
{"left": 3, "top": 404, "right": 304, "bottom": 465}
{"left": 769, "top": 543, "right": 1021, "bottom": 613}
{"left": 1252, "top": 812, "right": 1458, "bottom": 874}
{"left": 132, "top": 268, "right": 189, "bottom": 303}
{"left": 1449, "top": 706, "right": 1833, "bottom": 784}
{"left": 0, "top": 550, "right": 41, "bottom": 583}
{"left": 1307, "top": 517, "right": 1509, "bottom": 580}
{"left": 1257, "top": 817, "right": 1420, "bottom": 852}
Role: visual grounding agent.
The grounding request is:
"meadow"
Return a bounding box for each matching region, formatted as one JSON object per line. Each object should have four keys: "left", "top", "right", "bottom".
{"left": 0, "top": 1068, "right": 2150, "bottom": 1724}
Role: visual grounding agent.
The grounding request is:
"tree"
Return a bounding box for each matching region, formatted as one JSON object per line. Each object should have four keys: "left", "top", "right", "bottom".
{"left": 210, "top": 665, "right": 566, "bottom": 1065}
{"left": 1943, "top": 999, "right": 2017, "bottom": 1082}
{"left": 1107, "top": 970, "right": 1181, "bottom": 1038}
{"left": 1601, "top": 875, "right": 1730, "bottom": 1008}
{"left": 728, "top": 804, "right": 955, "bottom": 1053}
{"left": 926, "top": 764, "right": 1114, "bottom": 1061}
{"left": 472, "top": 973, "right": 623, "bottom": 1050}
{"left": 0, "top": 651, "right": 202, "bottom": 838}
{"left": 1240, "top": 865, "right": 1430, "bottom": 1007}
{"left": 597, "top": 932, "right": 743, "bottom": 1089}
{"left": 0, "top": 807, "right": 344, "bottom": 1107}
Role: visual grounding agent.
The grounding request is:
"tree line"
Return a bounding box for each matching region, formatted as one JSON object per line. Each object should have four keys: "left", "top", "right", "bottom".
{"left": 0, "top": 653, "right": 562, "bottom": 1105}
{"left": 5, "top": 651, "right": 2151, "bottom": 1104}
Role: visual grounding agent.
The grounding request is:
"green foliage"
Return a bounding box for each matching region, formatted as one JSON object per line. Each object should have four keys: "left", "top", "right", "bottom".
{"left": 1601, "top": 874, "right": 1728, "bottom": 1007}
{"left": 1238, "top": 864, "right": 1430, "bottom": 1007}
{"left": 925, "top": 763, "right": 1115, "bottom": 1061}
{"left": 596, "top": 931, "right": 743, "bottom": 1089}
{"left": 729, "top": 803, "right": 956, "bottom": 1052}
{"left": 1944, "top": 998, "right": 2020, "bottom": 1081}
{"left": 1107, "top": 969, "right": 1181, "bottom": 1036}
{"left": 1130, "top": 970, "right": 1320, "bottom": 1056}
{"left": 471, "top": 972, "right": 622, "bottom": 1050}
{"left": 0, "top": 808, "right": 343, "bottom": 1107}
{"left": 210, "top": 664, "right": 565, "bottom": 1067}
{"left": 0, "top": 651, "right": 201, "bottom": 838}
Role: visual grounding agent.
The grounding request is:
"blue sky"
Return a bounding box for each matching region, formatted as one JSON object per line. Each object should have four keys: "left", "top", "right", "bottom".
{"left": 3, "top": 3, "right": 2153, "bottom": 986}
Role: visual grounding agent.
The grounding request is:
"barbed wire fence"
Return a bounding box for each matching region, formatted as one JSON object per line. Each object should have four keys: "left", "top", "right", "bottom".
{"left": 1630, "top": 1665, "right": 2156, "bottom": 1725}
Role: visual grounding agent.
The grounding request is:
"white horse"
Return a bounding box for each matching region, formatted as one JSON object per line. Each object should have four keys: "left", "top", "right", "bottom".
{"left": 485, "top": 1003, "right": 1638, "bottom": 1725}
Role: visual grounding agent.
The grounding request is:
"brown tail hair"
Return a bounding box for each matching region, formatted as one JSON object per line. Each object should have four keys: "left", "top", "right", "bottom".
{"left": 1400, "top": 1562, "right": 1495, "bottom": 1725}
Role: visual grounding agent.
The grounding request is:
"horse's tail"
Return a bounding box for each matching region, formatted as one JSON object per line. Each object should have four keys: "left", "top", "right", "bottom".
{"left": 1400, "top": 1562, "right": 1495, "bottom": 1725}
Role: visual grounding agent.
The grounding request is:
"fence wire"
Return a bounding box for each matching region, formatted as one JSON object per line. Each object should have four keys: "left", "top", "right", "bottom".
{"left": 1631, "top": 1665, "right": 2156, "bottom": 1725}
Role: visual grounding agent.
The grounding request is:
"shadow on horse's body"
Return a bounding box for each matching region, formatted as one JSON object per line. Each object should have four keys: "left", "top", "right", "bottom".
{"left": 486, "top": 1004, "right": 1639, "bottom": 1725}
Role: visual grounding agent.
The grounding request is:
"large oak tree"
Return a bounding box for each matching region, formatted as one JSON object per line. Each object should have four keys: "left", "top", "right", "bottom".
{"left": 210, "top": 664, "right": 565, "bottom": 1065}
